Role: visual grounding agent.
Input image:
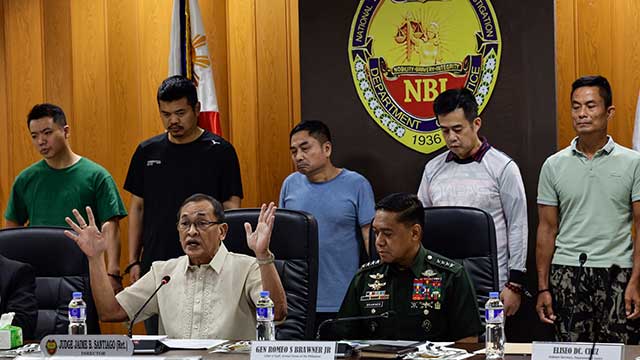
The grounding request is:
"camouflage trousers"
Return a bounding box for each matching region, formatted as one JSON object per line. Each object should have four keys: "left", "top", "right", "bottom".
{"left": 550, "top": 264, "right": 640, "bottom": 344}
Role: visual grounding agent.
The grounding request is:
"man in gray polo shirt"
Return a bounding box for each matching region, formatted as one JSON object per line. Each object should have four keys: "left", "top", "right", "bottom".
{"left": 536, "top": 75, "right": 640, "bottom": 343}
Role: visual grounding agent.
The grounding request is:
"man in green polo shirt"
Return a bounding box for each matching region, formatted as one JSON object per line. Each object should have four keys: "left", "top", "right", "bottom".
{"left": 334, "top": 193, "right": 482, "bottom": 341}
{"left": 536, "top": 75, "right": 640, "bottom": 343}
{"left": 4, "top": 103, "right": 127, "bottom": 292}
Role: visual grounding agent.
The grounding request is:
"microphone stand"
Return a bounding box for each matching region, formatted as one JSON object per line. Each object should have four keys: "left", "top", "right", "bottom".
{"left": 128, "top": 276, "right": 170, "bottom": 337}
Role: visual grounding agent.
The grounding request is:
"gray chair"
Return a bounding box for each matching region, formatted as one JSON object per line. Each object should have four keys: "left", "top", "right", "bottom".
{"left": 223, "top": 208, "right": 318, "bottom": 340}
{"left": 0, "top": 226, "right": 101, "bottom": 339}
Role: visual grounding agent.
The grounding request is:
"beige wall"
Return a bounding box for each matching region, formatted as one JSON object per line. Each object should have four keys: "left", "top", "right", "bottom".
{"left": 0, "top": 0, "right": 298, "bottom": 334}
{"left": 556, "top": 0, "right": 640, "bottom": 148}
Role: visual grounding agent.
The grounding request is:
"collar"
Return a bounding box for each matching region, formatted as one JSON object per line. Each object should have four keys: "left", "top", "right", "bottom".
{"left": 570, "top": 136, "right": 615, "bottom": 156}
{"left": 445, "top": 136, "right": 491, "bottom": 163}
{"left": 183, "top": 242, "right": 228, "bottom": 274}
{"left": 410, "top": 246, "right": 428, "bottom": 278}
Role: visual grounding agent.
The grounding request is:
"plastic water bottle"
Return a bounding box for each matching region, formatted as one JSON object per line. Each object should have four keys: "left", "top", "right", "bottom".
{"left": 68, "top": 292, "right": 87, "bottom": 335}
{"left": 256, "top": 290, "right": 275, "bottom": 340}
{"left": 485, "top": 291, "right": 505, "bottom": 359}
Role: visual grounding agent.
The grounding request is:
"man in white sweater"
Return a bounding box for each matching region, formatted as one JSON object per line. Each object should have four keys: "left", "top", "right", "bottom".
{"left": 417, "top": 88, "right": 528, "bottom": 316}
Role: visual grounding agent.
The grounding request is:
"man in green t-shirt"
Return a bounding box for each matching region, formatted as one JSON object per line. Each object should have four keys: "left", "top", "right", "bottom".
{"left": 536, "top": 75, "right": 640, "bottom": 343}
{"left": 4, "top": 103, "right": 127, "bottom": 292}
{"left": 334, "top": 193, "right": 482, "bottom": 342}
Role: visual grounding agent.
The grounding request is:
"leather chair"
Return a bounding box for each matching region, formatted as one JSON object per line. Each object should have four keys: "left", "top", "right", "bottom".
{"left": 0, "top": 226, "right": 100, "bottom": 339}
{"left": 422, "top": 206, "right": 499, "bottom": 324}
{"left": 223, "top": 208, "right": 318, "bottom": 340}
{"left": 369, "top": 206, "right": 499, "bottom": 324}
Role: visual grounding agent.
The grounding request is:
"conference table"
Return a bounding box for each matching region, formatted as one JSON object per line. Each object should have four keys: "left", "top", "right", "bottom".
{"left": 9, "top": 342, "right": 640, "bottom": 359}
{"left": 145, "top": 343, "right": 640, "bottom": 360}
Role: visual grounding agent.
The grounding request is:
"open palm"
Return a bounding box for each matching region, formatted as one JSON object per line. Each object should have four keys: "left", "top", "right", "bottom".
{"left": 64, "top": 207, "right": 109, "bottom": 258}
{"left": 245, "top": 202, "right": 276, "bottom": 257}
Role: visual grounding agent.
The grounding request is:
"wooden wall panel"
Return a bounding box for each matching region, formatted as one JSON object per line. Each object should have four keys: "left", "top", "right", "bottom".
{"left": 227, "top": 0, "right": 260, "bottom": 207}
{"left": 255, "top": 0, "right": 296, "bottom": 202}
{"left": 137, "top": 0, "right": 171, "bottom": 139}
{"left": 555, "top": 0, "right": 576, "bottom": 148}
{"left": 69, "top": 0, "right": 111, "bottom": 162}
{"left": 1, "top": 0, "right": 299, "bottom": 333}
{"left": 42, "top": 0, "right": 73, "bottom": 113}
{"left": 0, "top": 0, "right": 8, "bottom": 212}
{"left": 610, "top": 0, "right": 640, "bottom": 147}
{"left": 556, "top": 0, "right": 640, "bottom": 149}
{"left": 4, "top": 0, "right": 43, "bottom": 181}
{"left": 106, "top": 0, "right": 142, "bottom": 187}
{"left": 287, "top": 0, "right": 301, "bottom": 126}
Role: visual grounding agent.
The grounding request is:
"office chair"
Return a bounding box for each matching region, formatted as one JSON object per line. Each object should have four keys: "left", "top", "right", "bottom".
{"left": 0, "top": 226, "right": 101, "bottom": 339}
{"left": 223, "top": 208, "right": 319, "bottom": 340}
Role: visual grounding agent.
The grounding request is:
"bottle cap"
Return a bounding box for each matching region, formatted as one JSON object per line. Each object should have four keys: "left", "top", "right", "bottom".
{"left": 260, "top": 290, "right": 270, "bottom": 297}
{"left": 72, "top": 292, "right": 82, "bottom": 299}
{"left": 489, "top": 291, "right": 499, "bottom": 298}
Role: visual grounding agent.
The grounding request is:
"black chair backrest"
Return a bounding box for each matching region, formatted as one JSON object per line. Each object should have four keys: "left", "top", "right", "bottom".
{"left": 422, "top": 206, "right": 499, "bottom": 324}
{"left": 0, "top": 227, "right": 100, "bottom": 339}
{"left": 223, "top": 208, "right": 318, "bottom": 340}
{"left": 369, "top": 206, "right": 499, "bottom": 325}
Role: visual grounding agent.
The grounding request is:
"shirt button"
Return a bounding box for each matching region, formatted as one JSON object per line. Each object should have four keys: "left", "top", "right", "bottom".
{"left": 196, "top": 299, "right": 200, "bottom": 304}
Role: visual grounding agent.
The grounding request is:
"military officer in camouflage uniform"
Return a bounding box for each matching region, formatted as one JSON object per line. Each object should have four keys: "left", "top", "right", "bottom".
{"left": 336, "top": 193, "right": 482, "bottom": 341}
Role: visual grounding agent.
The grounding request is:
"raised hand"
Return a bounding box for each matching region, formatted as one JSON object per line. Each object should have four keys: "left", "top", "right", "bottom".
{"left": 244, "top": 202, "right": 276, "bottom": 258}
{"left": 64, "top": 207, "right": 110, "bottom": 258}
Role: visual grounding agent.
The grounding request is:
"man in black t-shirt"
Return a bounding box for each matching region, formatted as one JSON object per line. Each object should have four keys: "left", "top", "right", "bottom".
{"left": 124, "top": 76, "right": 243, "bottom": 285}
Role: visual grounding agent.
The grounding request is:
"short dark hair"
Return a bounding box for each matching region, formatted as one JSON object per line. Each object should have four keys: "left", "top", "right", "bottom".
{"left": 157, "top": 75, "right": 199, "bottom": 109}
{"left": 178, "top": 193, "right": 225, "bottom": 222}
{"left": 571, "top": 75, "right": 612, "bottom": 108}
{"left": 375, "top": 193, "right": 424, "bottom": 229}
{"left": 433, "top": 88, "right": 478, "bottom": 123}
{"left": 289, "top": 120, "right": 332, "bottom": 144}
{"left": 27, "top": 103, "right": 67, "bottom": 127}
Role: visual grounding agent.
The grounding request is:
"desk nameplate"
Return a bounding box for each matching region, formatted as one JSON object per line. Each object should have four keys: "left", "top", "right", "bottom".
{"left": 532, "top": 341, "right": 623, "bottom": 360}
{"left": 40, "top": 335, "right": 134, "bottom": 356}
{"left": 251, "top": 341, "right": 336, "bottom": 360}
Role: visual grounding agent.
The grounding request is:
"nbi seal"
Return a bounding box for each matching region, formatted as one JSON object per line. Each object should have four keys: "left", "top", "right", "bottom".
{"left": 348, "top": 0, "right": 502, "bottom": 154}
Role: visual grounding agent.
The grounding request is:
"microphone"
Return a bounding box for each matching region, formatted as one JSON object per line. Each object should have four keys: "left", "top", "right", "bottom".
{"left": 579, "top": 253, "right": 587, "bottom": 266}
{"left": 567, "top": 252, "right": 588, "bottom": 337}
{"left": 315, "top": 311, "right": 396, "bottom": 340}
{"left": 588, "top": 264, "right": 620, "bottom": 360}
{"left": 127, "top": 275, "right": 170, "bottom": 338}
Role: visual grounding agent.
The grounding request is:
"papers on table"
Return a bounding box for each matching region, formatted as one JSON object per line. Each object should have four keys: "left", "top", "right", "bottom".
{"left": 132, "top": 335, "right": 225, "bottom": 350}
{"left": 132, "top": 335, "right": 168, "bottom": 341}
{"left": 160, "top": 338, "right": 226, "bottom": 350}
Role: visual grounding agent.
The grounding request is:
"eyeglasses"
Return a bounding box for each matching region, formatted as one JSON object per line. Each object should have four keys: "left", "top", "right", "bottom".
{"left": 177, "top": 220, "right": 222, "bottom": 232}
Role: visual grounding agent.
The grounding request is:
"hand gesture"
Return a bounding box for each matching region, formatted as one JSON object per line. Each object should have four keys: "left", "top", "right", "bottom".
{"left": 625, "top": 278, "right": 640, "bottom": 319}
{"left": 535, "top": 290, "right": 556, "bottom": 324}
{"left": 245, "top": 202, "right": 276, "bottom": 258}
{"left": 64, "top": 207, "right": 110, "bottom": 259}
{"left": 500, "top": 286, "right": 522, "bottom": 316}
